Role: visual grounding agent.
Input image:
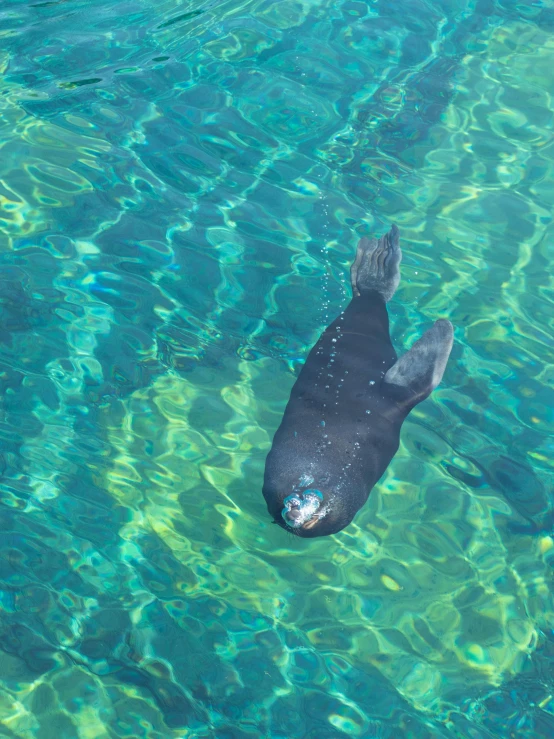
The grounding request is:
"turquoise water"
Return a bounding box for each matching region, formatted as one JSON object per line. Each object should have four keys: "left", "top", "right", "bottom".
{"left": 1, "top": 0, "right": 554, "bottom": 736}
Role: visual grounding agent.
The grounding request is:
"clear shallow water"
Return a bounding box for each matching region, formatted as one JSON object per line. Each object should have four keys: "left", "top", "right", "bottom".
{"left": 0, "top": 0, "right": 553, "bottom": 736}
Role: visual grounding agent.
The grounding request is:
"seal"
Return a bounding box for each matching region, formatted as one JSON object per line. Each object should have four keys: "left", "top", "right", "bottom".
{"left": 263, "top": 225, "right": 453, "bottom": 537}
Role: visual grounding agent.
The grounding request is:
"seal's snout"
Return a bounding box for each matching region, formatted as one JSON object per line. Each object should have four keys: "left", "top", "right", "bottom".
{"left": 286, "top": 506, "right": 302, "bottom": 522}
{"left": 282, "top": 489, "right": 324, "bottom": 529}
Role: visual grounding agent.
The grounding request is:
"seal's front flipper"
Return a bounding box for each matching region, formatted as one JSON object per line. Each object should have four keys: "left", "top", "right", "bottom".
{"left": 351, "top": 224, "right": 402, "bottom": 302}
{"left": 384, "top": 319, "right": 453, "bottom": 409}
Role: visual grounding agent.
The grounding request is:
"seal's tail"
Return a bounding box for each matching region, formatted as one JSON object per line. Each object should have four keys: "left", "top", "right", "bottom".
{"left": 350, "top": 224, "right": 402, "bottom": 303}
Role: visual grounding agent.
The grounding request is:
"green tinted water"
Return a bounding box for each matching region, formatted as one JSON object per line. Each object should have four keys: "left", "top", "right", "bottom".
{"left": 0, "top": 0, "right": 553, "bottom": 737}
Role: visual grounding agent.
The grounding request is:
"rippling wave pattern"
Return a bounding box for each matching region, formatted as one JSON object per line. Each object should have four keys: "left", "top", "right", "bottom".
{"left": 1, "top": 0, "right": 553, "bottom": 736}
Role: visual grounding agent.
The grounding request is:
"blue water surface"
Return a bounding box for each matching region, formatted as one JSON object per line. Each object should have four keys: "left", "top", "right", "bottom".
{"left": 0, "top": 0, "right": 553, "bottom": 737}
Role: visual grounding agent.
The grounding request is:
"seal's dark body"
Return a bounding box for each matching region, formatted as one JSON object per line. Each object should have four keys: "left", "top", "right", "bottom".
{"left": 263, "top": 290, "right": 409, "bottom": 537}
{"left": 263, "top": 225, "right": 453, "bottom": 538}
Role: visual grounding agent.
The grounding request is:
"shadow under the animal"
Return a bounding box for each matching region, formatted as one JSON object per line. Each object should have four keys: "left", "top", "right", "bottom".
{"left": 263, "top": 225, "right": 453, "bottom": 537}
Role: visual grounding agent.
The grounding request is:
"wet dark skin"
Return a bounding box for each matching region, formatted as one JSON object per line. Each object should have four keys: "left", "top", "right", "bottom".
{"left": 262, "top": 226, "right": 453, "bottom": 538}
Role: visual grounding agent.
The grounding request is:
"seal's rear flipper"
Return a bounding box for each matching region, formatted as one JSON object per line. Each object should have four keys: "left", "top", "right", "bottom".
{"left": 384, "top": 319, "right": 453, "bottom": 408}
{"left": 351, "top": 224, "right": 402, "bottom": 302}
